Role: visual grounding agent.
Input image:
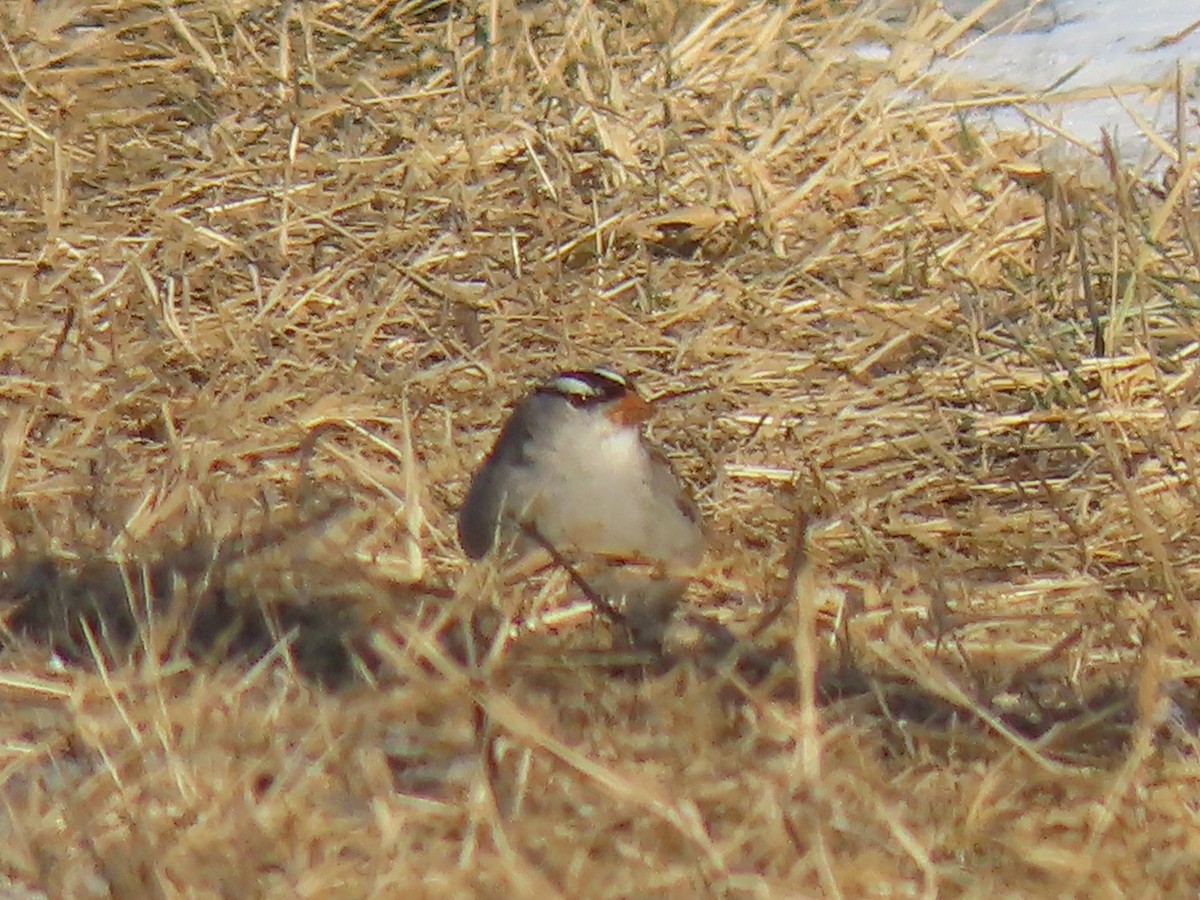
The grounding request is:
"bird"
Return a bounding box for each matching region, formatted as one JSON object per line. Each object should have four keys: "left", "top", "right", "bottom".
{"left": 457, "top": 367, "right": 706, "bottom": 593}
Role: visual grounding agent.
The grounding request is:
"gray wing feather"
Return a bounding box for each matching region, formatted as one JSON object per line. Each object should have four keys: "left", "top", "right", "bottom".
{"left": 457, "top": 398, "right": 542, "bottom": 559}
{"left": 458, "top": 457, "right": 509, "bottom": 559}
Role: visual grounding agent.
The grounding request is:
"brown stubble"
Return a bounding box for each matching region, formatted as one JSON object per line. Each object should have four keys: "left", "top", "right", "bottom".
{"left": 2, "top": 0, "right": 1200, "bottom": 895}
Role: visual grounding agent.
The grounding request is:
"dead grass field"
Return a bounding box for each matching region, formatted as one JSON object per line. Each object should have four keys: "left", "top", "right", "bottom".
{"left": 3, "top": 0, "right": 1200, "bottom": 895}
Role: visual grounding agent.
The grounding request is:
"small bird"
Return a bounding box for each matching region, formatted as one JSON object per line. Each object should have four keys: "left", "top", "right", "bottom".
{"left": 457, "top": 367, "right": 706, "bottom": 581}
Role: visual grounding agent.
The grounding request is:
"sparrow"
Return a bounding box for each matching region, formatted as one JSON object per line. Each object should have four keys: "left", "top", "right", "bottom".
{"left": 457, "top": 367, "right": 706, "bottom": 583}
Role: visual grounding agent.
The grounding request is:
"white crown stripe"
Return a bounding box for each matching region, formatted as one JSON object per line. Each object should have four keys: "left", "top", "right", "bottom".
{"left": 588, "top": 366, "right": 628, "bottom": 387}
{"left": 543, "top": 367, "right": 630, "bottom": 402}
{"left": 547, "top": 375, "right": 604, "bottom": 399}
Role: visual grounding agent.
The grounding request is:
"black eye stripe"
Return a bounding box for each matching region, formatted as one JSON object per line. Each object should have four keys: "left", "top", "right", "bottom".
{"left": 539, "top": 367, "right": 632, "bottom": 407}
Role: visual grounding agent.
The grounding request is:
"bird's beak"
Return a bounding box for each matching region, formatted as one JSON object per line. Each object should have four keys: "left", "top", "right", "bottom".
{"left": 610, "top": 390, "right": 653, "bottom": 426}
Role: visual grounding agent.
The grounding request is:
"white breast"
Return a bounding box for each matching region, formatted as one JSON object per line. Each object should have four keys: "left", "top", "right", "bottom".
{"left": 574, "top": 415, "right": 647, "bottom": 474}
{"left": 511, "top": 406, "right": 703, "bottom": 568}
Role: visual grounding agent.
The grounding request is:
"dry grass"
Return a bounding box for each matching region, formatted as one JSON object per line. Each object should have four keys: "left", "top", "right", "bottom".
{"left": 3, "top": 0, "right": 1200, "bottom": 895}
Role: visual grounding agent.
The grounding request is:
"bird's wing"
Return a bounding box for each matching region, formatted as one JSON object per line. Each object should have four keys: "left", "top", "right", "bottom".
{"left": 458, "top": 457, "right": 509, "bottom": 559}
{"left": 457, "top": 399, "right": 541, "bottom": 559}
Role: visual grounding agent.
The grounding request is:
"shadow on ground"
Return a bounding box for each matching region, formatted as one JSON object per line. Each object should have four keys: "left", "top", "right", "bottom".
{"left": 0, "top": 530, "right": 1180, "bottom": 767}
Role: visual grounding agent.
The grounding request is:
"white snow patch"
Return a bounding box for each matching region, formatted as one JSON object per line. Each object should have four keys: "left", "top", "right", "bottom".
{"left": 934, "top": 0, "right": 1200, "bottom": 173}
